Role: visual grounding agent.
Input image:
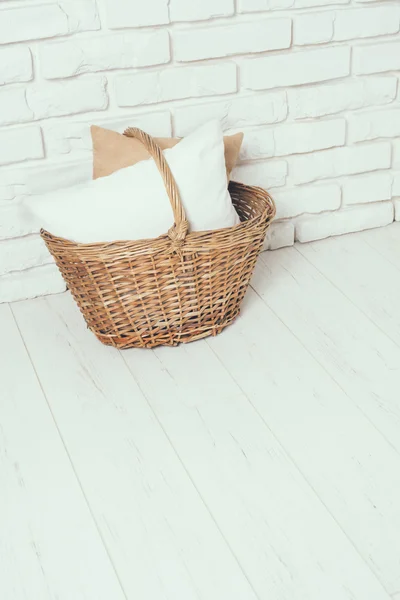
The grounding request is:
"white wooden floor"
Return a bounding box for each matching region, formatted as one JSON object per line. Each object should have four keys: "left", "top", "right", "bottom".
{"left": 2, "top": 223, "right": 400, "bottom": 600}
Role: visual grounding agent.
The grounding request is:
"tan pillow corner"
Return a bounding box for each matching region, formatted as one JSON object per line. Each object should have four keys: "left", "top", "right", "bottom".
{"left": 91, "top": 125, "right": 243, "bottom": 181}
{"left": 224, "top": 131, "right": 244, "bottom": 178}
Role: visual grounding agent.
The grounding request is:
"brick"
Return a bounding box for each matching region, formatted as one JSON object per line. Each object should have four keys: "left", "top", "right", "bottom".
{"left": 0, "top": 127, "right": 43, "bottom": 166}
{"left": 40, "top": 30, "right": 170, "bottom": 79}
{"left": 0, "top": 4, "right": 67, "bottom": 43}
{"left": 232, "top": 160, "right": 288, "bottom": 189}
{"left": 0, "top": 265, "right": 65, "bottom": 303}
{"left": 0, "top": 187, "right": 14, "bottom": 202}
{"left": 274, "top": 119, "right": 345, "bottom": 156}
{"left": 60, "top": 0, "right": 100, "bottom": 32}
{"left": 174, "top": 18, "right": 291, "bottom": 62}
{"left": 263, "top": 222, "right": 294, "bottom": 251}
{"left": 295, "top": 0, "right": 348, "bottom": 6}
{"left": 0, "top": 235, "right": 52, "bottom": 276}
{"left": 288, "top": 77, "right": 397, "bottom": 119}
{"left": 296, "top": 202, "right": 393, "bottom": 243}
{"left": 393, "top": 139, "right": 400, "bottom": 170}
{"left": 393, "top": 173, "right": 400, "bottom": 197}
{"left": 23, "top": 161, "right": 92, "bottom": 195}
{"left": 0, "top": 0, "right": 99, "bottom": 44}
{"left": 105, "top": 0, "right": 169, "bottom": 28}
{"left": 273, "top": 184, "right": 341, "bottom": 218}
{"left": 116, "top": 63, "right": 237, "bottom": 106}
{"left": 0, "top": 159, "right": 93, "bottom": 198}
{"left": 170, "top": 0, "right": 234, "bottom": 22}
{"left": 173, "top": 92, "right": 287, "bottom": 136}
{"left": 238, "top": 0, "right": 348, "bottom": 10}
{"left": 242, "top": 46, "right": 350, "bottom": 90}
{"left": 240, "top": 129, "right": 275, "bottom": 161}
{"left": 41, "top": 121, "right": 91, "bottom": 157}
{"left": 26, "top": 77, "right": 108, "bottom": 119}
{"left": 335, "top": 6, "right": 400, "bottom": 41}
{"left": 174, "top": 92, "right": 287, "bottom": 136}
{"left": 238, "top": 0, "right": 291, "bottom": 10}
{"left": 342, "top": 173, "right": 393, "bottom": 205}
{"left": 241, "top": 119, "right": 345, "bottom": 161}
{"left": 348, "top": 109, "right": 400, "bottom": 143}
{"left": 0, "top": 88, "right": 32, "bottom": 127}
{"left": 0, "top": 46, "right": 32, "bottom": 85}
{"left": 291, "top": 142, "right": 391, "bottom": 184}
{"left": 294, "top": 12, "right": 334, "bottom": 45}
{"left": 0, "top": 180, "right": 26, "bottom": 200}
{"left": 296, "top": 6, "right": 400, "bottom": 45}
{"left": 0, "top": 203, "right": 35, "bottom": 240}
{"left": 354, "top": 41, "right": 400, "bottom": 74}
{"left": 395, "top": 199, "right": 400, "bottom": 221}
{"left": 97, "top": 112, "right": 172, "bottom": 137}
{"left": 44, "top": 111, "right": 171, "bottom": 156}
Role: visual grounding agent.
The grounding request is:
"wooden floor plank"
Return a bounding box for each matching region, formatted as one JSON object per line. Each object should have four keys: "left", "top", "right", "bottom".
{"left": 207, "top": 279, "right": 400, "bottom": 596}
{"left": 0, "top": 304, "right": 126, "bottom": 600}
{"left": 122, "top": 325, "right": 390, "bottom": 600}
{"left": 252, "top": 245, "right": 400, "bottom": 454}
{"left": 297, "top": 233, "right": 400, "bottom": 347}
{"left": 357, "top": 223, "right": 400, "bottom": 272}
{"left": 12, "top": 294, "right": 257, "bottom": 600}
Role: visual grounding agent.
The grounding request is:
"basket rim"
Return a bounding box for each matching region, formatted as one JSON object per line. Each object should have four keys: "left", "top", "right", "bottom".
{"left": 40, "top": 181, "right": 276, "bottom": 255}
{"left": 40, "top": 181, "right": 275, "bottom": 254}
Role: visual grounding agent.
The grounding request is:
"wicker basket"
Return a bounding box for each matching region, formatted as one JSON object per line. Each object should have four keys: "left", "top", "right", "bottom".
{"left": 41, "top": 128, "right": 275, "bottom": 349}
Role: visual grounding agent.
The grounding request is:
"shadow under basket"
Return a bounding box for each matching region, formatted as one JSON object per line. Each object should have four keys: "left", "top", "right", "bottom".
{"left": 41, "top": 128, "right": 276, "bottom": 349}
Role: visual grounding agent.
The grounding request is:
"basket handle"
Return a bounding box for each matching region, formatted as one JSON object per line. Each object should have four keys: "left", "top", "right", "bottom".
{"left": 123, "top": 127, "right": 188, "bottom": 250}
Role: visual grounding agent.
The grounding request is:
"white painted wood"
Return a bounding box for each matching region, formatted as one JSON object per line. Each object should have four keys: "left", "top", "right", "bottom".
{"left": 357, "top": 222, "right": 400, "bottom": 273}
{"left": 8, "top": 224, "right": 400, "bottom": 599}
{"left": 252, "top": 245, "right": 400, "bottom": 454}
{"left": 207, "top": 283, "right": 400, "bottom": 596}
{"left": 0, "top": 303, "right": 126, "bottom": 600}
{"left": 12, "top": 294, "right": 257, "bottom": 600}
{"left": 122, "top": 332, "right": 390, "bottom": 599}
{"left": 297, "top": 233, "right": 400, "bottom": 347}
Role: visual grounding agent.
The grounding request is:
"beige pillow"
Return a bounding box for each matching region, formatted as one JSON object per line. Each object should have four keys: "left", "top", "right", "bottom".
{"left": 91, "top": 125, "right": 244, "bottom": 180}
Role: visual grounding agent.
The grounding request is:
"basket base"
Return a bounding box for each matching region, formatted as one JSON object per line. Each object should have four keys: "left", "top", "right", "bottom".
{"left": 91, "top": 310, "right": 240, "bottom": 350}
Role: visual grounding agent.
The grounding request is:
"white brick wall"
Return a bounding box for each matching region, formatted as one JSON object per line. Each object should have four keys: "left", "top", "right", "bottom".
{"left": 287, "top": 77, "right": 397, "bottom": 118}
{"left": 353, "top": 40, "right": 400, "bottom": 74}
{"left": 174, "top": 92, "right": 288, "bottom": 136}
{"left": 348, "top": 108, "right": 400, "bottom": 142}
{"left": 0, "top": 1, "right": 100, "bottom": 44}
{"left": 115, "top": 63, "right": 237, "bottom": 106}
{"left": 0, "top": 0, "right": 399, "bottom": 302}
{"left": 294, "top": 6, "right": 400, "bottom": 45}
{"left": 296, "top": 202, "right": 394, "bottom": 242}
{"left": 342, "top": 173, "right": 393, "bottom": 205}
{"left": 40, "top": 31, "right": 171, "bottom": 78}
{"left": 170, "top": 0, "right": 234, "bottom": 22}
{"left": 0, "top": 127, "right": 44, "bottom": 166}
{"left": 0, "top": 46, "right": 32, "bottom": 85}
{"left": 104, "top": 0, "right": 169, "bottom": 28}
{"left": 242, "top": 46, "right": 351, "bottom": 89}
{"left": 290, "top": 143, "right": 391, "bottom": 184}
{"left": 174, "top": 19, "right": 291, "bottom": 61}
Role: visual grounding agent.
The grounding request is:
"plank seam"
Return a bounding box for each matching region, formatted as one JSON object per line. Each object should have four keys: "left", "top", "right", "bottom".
{"left": 206, "top": 290, "right": 393, "bottom": 599}
{"left": 119, "top": 348, "right": 263, "bottom": 600}
{"left": 9, "top": 300, "right": 130, "bottom": 600}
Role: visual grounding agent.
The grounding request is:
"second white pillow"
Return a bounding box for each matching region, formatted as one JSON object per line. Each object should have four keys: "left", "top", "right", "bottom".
{"left": 26, "top": 120, "right": 240, "bottom": 244}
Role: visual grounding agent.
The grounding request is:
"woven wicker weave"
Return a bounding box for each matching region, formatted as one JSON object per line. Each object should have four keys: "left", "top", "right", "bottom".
{"left": 41, "top": 128, "right": 275, "bottom": 349}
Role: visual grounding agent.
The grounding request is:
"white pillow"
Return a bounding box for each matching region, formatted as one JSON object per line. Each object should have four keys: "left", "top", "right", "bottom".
{"left": 26, "top": 121, "right": 240, "bottom": 243}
